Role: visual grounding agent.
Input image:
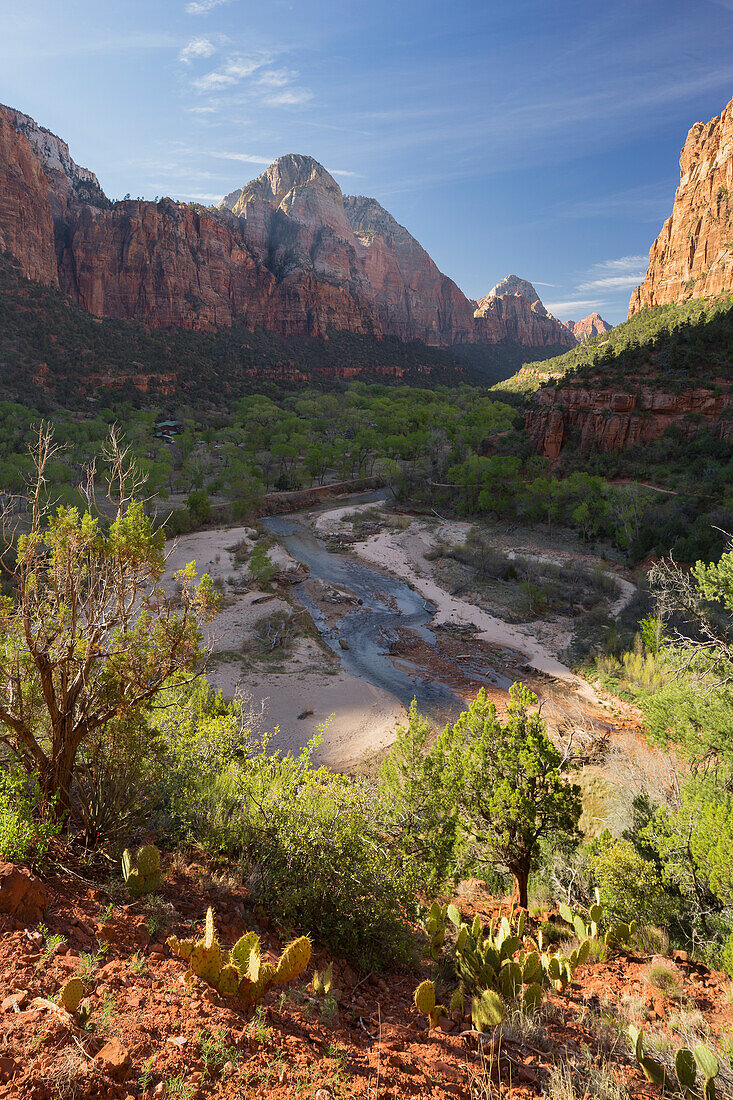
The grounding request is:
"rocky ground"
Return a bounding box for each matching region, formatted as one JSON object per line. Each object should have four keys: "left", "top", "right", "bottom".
{"left": 1, "top": 856, "right": 732, "bottom": 1100}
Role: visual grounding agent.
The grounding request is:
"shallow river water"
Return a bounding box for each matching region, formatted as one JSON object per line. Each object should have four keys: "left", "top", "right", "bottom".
{"left": 262, "top": 509, "right": 466, "bottom": 722}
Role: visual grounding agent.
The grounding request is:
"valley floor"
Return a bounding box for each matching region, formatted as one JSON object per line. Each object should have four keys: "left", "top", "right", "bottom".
{"left": 164, "top": 497, "right": 653, "bottom": 832}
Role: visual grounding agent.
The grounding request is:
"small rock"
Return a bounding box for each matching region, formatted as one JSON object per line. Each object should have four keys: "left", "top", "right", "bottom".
{"left": 148, "top": 943, "right": 165, "bottom": 956}
{"left": 434, "top": 1060, "right": 461, "bottom": 1083}
{"left": 672, "top": 949, "right": 689, "bottom": 963}
{"left": 517, "top": 1064, "right": 539, "bottom": 1085}
{"left": 0, "top": 1057, "right": 17, "bottom": 1082}
{"left": 0, "top": 863, "right": 48, "bottom": 924}
{"left": 167, "top": 1036, "right": 187, "bottom": 1049}
{"left": 1, "top": 991, "right": 27, "bottom": 1012}
{"left": 96, "top": 1038, "right": 131, "bottom": 1081}
{"left": 315, "top": 1091, "right": 334, "bottom": 1100}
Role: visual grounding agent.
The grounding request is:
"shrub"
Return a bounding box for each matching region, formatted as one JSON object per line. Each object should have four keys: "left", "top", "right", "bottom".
{"left": 165, "top": 716, "right": 418, "bottom": 971}
{"left": 0, "top": 771, "right": 60, "bottom": 865}
{"left": 646, "top": 961, "right": 685, "bottom": 1001}
{"left": 248, "top": 542, "right": 278, "bottom": 584}
{"left": 587, "top": 834, "right": 670, "bottom": 928}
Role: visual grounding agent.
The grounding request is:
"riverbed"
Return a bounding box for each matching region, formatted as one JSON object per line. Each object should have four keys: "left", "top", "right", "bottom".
{"left": 165, "top": 492, "right": 637, "bottom": 770}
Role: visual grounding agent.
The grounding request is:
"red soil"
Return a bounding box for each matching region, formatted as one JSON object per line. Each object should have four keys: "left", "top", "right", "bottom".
{"left": 1, "top": 857, "right": 730, "bottom": 1099}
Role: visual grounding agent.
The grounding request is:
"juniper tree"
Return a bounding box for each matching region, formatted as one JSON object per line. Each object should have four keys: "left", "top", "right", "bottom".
{"left": 0, "top": 426, "right": 216, "bottom": 817}
{"left": 445, "top": 684, "right": 582, "bottom": 908}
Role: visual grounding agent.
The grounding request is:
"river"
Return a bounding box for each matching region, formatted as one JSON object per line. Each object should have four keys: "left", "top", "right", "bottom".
{"left": 263, "top": 513, "right": 461, "bottom": 720}
{"left": 263, "top": 500, "right": 509, "bottom": 724}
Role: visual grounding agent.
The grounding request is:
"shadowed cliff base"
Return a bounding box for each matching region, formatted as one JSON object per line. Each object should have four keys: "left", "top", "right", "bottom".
{"left": 0, "top": 254, "right": 570, "bottom": 407}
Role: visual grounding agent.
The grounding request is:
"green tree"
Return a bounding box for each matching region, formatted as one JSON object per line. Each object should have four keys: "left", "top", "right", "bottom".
{"left": 379, "top": 702, "right": 457, "bottom": 888}
{"left": 0, "top": 427, "right": 217, "bottom": 816}
{"left": 444, "top": 685, "right": 582, "bottom": 907}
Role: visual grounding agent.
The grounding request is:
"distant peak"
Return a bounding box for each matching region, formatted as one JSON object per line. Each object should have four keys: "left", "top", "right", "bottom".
{"left": 487, "top": 274, "right": 544, "bottom": 309}
{"left": 218, "top": 153, "right": 342, "bottom": 214}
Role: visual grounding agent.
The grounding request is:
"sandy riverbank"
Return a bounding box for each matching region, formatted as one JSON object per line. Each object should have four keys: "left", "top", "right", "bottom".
{"left": 163, "top": 525, "right": 406, "bottom": 768}
{"left": 163, "top": 498, "right": 637, "bottom": 770}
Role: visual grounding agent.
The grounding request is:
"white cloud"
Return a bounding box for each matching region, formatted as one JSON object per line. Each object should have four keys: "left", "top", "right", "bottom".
{"left": 544, "top": 299, "right": 606, "bottom": 316}
{"left": 577, "top": 255, "right": 647, "bottom": 291}
{"left": 266, "top": 88, "right": 313, "bottom": 106}
{"left": 187, "top": 50, "right": 313, "bottom": 108}
{"left": 179, "top": 36, "right": 217, "bottom": 64}
{"left": 208, "top": 151, "right": 274, "bottom": 165}
{"left": 578, "top": 274, "right": 646, "bottom": 290}
{"left": 254, "top": 69, "right": 295, "bottom": 89}
{"left": 192, "top": 54, "right": 271, "bottom": 92}
{"left": 185, "top": 0, "right": 236, "bottom": 14}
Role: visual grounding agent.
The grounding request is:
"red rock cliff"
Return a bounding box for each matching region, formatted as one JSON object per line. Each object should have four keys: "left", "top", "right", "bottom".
{"left": 629, "top": 95, "right": 733, "bottom": 316}
{"left": 0, "top": 110, "right": 58, "bottom": 286}
{"left": 526, "top": 381, "right": 733, "bottom": 460}
{"left": 0, "top": 106, "right": 574, "bottom": 349}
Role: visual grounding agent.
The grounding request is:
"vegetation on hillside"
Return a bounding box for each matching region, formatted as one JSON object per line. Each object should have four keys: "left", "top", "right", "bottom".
{"left": 0, "top": 252, "right": 535, "bottom": 406}
{"left": 498, "top": 292, "right": 733, "bottom": 393}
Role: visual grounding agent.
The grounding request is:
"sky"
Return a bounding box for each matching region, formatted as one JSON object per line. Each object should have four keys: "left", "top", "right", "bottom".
{"left": 2, "top": 0, "right": 733, "bottom": 325}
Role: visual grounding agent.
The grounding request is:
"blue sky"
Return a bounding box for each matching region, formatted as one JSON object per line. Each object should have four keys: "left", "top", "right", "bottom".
{"left": 3, "top": 0, "right": 732, "bottom": 324}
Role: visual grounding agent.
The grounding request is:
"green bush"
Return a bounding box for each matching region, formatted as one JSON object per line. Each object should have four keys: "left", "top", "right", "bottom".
{"left": 0, "top": 771, "right": 60, "bottom": 865}
{"left": 587, "top": 833, "right": 670, "bottom": 928}
{"left": 158, "top": 697, "right": 418, "bottom": 970}
{"left": 248, "top": 542, "right": 278, "bottom": 584}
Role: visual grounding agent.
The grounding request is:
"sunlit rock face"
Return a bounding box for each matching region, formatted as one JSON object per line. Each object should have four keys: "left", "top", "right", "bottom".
{"left": 629, "top": 95, "right": 733, "bottom": 316}
{"left": 0, "top": 107, "right": 574, "bottom": 349}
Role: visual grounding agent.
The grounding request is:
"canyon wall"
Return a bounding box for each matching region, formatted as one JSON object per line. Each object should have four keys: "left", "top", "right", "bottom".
{"left": 629, "top": 95, "right": 733, "bottom": 316}
{"left": 526, "top": 383, "right": 733, "bottom": 460}
{"left": 0, "top": 106, "right": 575, "bottom": 350}
{"left": 0, "top": 110, "right": 58, "bottom": 286}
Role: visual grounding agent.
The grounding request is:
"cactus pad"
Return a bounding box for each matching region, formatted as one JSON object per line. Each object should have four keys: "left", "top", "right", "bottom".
{"left": 694, "top": 1046, "right": 719, "bottom": 1081}
{"left": 471, "top": 989, "right": 505, "bottom": 1031}
{"left": 218, "top": 965, "right": 240, "bottom": 997}
{"left": 231, "top": 931, "right": 259, "bottom": 973}
{"left": 58, "top": 977, "right": 84, "bottom": 1013}
{"left": 274, "top": 936, "right": 312, "bottom": 985}
{"left": 136, "top": 845, "right": 160, "bottom": 875}
{"left": 414, "top": 980, "right": 436, "bottom": 1015}
{"left": 675, "top": 1048, "right": 697, "bottom": 1091}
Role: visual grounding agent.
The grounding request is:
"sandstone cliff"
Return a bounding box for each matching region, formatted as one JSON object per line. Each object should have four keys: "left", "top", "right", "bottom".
{"left": 0, "top": 110, "right": 58, "bottom": 286}
{"left": 629, "top": 95, "right": 733, "bottom": 315}
{"left": 563, "top": 313, "right": 613, "bottom": 342}
{"left": 0, "top": 105, "right": 574, "bottom": 349}
{"left": 526, "top": 380, "right": 733, "bottom": 460}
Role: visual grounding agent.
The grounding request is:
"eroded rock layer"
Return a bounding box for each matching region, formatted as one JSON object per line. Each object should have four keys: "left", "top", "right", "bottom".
{"left": 629, "top": 95, "right": 733, "bottom": 315}
{"left": 526, "top": 382, "right": 733, "bottom": 460}
{"left": 0, "top": 106, "right": 575, "bottom": 349}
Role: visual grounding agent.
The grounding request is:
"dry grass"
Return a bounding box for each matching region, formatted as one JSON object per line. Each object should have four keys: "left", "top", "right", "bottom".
{"left": 547, "top": 1059, "right": 631, "bottom": 1100}
{"left": 646, "top": 960, "right": 685, "bottom": 1002}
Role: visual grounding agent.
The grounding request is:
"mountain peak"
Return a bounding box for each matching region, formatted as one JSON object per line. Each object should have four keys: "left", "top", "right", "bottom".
{"left": 218, "top": 154, "right": 342, "bottom": 215}
{"left": 486, "top": 274, "right": 546, "bottom": 313}
{"left": 0, "top": 103, "right": 107, "bottom": 209}
{"left": 564, "top": 313, "right": 612, "bottom": 343}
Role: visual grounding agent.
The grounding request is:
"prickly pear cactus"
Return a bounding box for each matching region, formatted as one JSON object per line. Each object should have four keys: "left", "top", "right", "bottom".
{"left": 121, "top": 844, "right": 163, "bottom": 897}
{"left": 471, "top": 989, "right": 504, "bottom": 1031}
{"left": 167, "top": 907, "right": 310, "bottom": 1009}
{"left": 413, "top": 979, "right": 446, "bottom": 1028}
{"left": 58, "top": 977, "right": 84, "bottom": 1013}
